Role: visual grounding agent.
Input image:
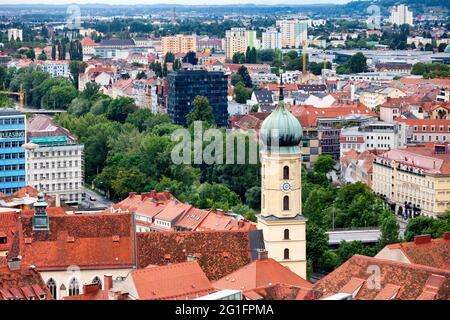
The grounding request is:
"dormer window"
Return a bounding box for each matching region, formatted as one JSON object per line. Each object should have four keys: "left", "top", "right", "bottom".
{"left": 0, "top": 233, "right": 6, "bottom": 244}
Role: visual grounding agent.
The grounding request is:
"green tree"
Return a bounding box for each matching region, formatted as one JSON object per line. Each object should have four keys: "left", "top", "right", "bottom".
{"left": 68, "top": 97, "right": 90, "bottom": 116}
{"left": 313, "top": 155, "right": 335, "bottom": 174}
{"left": 234, "top": 83, "right": 252, "bottom": 104}
{"left": 186, "top": 96, "right": 215, "bottom": 126}
{"left": 379, "top": 214, "right": 400, "bottom": 247}
{"left": 111, "top": 167, "right": 149, "bottom": 199}
{"left": 106, "top": 97, "right": 138, "bottom": 123}
{"left": 245, "top": 186, "right": 261, "bottom": 210}
{"left": 165, "top": 52, "right": 175, "bottom": 63}
{"left": 306, "top": 223, "right": 329, "bottom": 271}
{"left": 38, "top": 53, "right": 47, "bottom": 61}
{"left": 69, "top": 61, "right": 87, "bottom": 89}
{"left": 232, "top": 52, "right": 246, "bottom": 64}
{"left": 237, "top": 66, "right": 252, "bottom": 88}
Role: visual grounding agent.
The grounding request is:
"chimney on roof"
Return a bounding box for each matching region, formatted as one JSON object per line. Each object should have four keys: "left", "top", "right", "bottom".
{"left": 104, "top": 275, "right": 113, "bottom": 290}
{"left": 150, "top": 190, "right": 157, "bottom": 198}
{"left": 83, "top": 283, "right": 101, "bottom": 295}
{"left": 414, "top": 234, "right": 432, "bottom": 245}
{"left": 444, "top": 231, "right": 450, "bottom": 241}
{"left": 55, "top": 193, "right": 60, "bottom": 208}
{"left": 256, "top": 249, "right": 268, "bottom": 261}
{"left": 216, "top": 209, "right": 224, "bottom": 216}
{"left": 129, "top": 192, "right": 136, "bottom": 198}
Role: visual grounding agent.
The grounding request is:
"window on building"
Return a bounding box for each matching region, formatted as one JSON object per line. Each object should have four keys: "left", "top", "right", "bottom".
{"left": 283, "top": 166, "right": 289, "bottom": 179}
{"left": 47, "top": 278, "right": 57, "bottom": 299}
{"left": 284, "top": 248, "right": 290, "bottom": 260}
{"left": 284, "top": 229, "right": 289, "bottom": 240}
{"left": 283, "top": 196, "right": 289, "bottom": 211}
{"left": 68, "top": 278, "right": 80, "bottom": 296}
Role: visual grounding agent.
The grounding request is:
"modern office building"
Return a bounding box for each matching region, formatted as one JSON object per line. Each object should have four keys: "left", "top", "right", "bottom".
{"left": 276, "top": 19, "right": 308, "bottom": 48}
{"left": 24, "top": 115, "right": 84, "bottom": 205}
{"left": 0, "top": 110, "right": 26, "bottom": 195}
{"left": 167, "top": 69, "right": 228, "bottom": 126}
{"left": 225, "top": 28, "right": 259, "bottom": 60}
{"left": 389, "top": 4, "right": 413, "bottom": 26}
{"left": 161, "top": 35, "right": 197, "bottom": 55}
{"left": 340, "top": 122, "right": 408, "bottom": 157}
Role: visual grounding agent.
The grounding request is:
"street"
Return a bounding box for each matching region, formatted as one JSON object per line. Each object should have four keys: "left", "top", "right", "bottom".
{"left": 82, "top": 188, "right": 113, "bottom": 209}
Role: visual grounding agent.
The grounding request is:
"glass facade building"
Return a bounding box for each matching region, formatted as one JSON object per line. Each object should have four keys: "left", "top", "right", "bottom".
{"left": 167, "top": 70, "right": 229, "bottom": 126}
{"left": 0, "top": 110, "right": 26, "bottom": 195}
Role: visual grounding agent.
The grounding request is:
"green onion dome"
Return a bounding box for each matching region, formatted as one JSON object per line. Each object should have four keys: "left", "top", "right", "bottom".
{"left": 260, "top": 102, "right": 303, "bottom": 149}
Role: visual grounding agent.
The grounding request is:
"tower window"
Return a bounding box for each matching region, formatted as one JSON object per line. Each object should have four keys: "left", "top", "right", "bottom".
{"left": 284, "top": 229, "right": 290, "bottom": 240}
{"left": 283, "top": 196, "right": 289, "bottom": 211}
{"left": 68, "top": 278, "right": 80, "bottom": 296}
{"left": 284, "top": 248, "right": 290, "bottom": 260}
{"left": 47, "top": 278, "right": 57, "bottom": 299}
{"left": 283, "top": 166, "right": 289, "bottom": 179}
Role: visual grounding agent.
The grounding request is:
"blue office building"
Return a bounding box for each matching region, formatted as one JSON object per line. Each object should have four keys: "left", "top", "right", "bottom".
{"left": 0, "top": 110, "right": 26, "bottom": 195}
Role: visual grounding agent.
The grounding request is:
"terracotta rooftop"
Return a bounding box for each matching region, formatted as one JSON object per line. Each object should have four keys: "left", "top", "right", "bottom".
{"left": 244, "top": 283, "right": 317, "bottom": 300}
{"left": 137, "top": 230, "right": 260, "bottom": 281}
{"left": 130, "top": 261, "right": 214, "bottom": 300}
{"left": 0, "top": 211, "right": 19, "bottom": 254}
{"left": 381, "top": 234, "right": 450, "bottom": 270}
{"left": 0, "top": 267, "right": 52, "bottom": 300}
{"left": 19, "top": 212, "right": 136, "bottom": 271}
{"left": 213, "top": 258, "right": 312, "bottom": 293}
{"left": 313, "top": 254, "right": 450, "bottom": 300}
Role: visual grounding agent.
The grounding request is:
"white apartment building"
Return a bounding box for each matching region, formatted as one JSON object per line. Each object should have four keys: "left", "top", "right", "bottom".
{"left": 340, "top": 122, "right": 408, "bottom": 157}
{"left": 7, "top": 28, "right": 23, "bottom": 41}
{"left": 225, "top": 28, "right": 259, "bottom": 60}
{"left": 261, "top": 27, "right": 282, "bottom": 50}
{"left": 389, "top": 5, "right": 413, "bottom": 26}
{"left": 276, "top": 19, "right": 308, "bottom": 48}
{"left": 24, "top": 141, "right": 84, "bottom": 205}
{"left": 37, "top": 60, "right": 70, "bottom": 78}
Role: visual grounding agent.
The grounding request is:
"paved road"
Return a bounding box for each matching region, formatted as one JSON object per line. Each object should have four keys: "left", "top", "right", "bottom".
{"left": 327, "top": 229, "right": 381, "bottom": 245}
{"left": 82, "top": 188, "right": 113, "bottom": 209}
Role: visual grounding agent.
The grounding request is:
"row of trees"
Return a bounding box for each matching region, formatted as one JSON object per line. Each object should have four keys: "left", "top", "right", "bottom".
{"left": 411, "top": 62, "right": 450, "bottom": 79}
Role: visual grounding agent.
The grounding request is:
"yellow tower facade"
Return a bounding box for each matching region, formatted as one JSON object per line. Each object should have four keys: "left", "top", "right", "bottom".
{"left": 257, "top": 81, "right": 307, "bottom": 279}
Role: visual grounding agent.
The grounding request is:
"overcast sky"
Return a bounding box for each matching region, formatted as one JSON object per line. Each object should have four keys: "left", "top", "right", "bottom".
{"left": 0, "top": 0, "right": 350, "bottom": 5}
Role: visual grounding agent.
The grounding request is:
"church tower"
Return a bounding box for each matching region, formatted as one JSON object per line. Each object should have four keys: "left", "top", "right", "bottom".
{"left": 257, "top": 77, "right": 307, "bottom": 279}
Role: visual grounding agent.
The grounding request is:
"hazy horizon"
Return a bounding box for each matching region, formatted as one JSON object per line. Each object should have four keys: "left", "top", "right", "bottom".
{"left": 0, "top": 0, "right": 351, "bottom": 5}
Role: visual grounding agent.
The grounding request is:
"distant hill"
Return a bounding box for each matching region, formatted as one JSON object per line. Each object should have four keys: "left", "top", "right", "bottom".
{"left": 343, "top": 0, "right": 450, "bottom": 15}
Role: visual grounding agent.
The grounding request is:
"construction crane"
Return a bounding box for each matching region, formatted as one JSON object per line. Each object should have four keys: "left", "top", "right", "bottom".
{"left": 0, "top": 90, "right": 25, "bottom": 112}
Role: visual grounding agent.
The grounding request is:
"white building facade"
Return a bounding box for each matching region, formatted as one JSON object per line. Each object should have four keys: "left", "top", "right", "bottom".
{"left": 25, "top": 140, "right": 85, "bottom": 205}
{"left": 389, "top": 5, "right": 413, "bottom": 26}
{"left": 261, "top": 27, "right": 282, "bottom": 50}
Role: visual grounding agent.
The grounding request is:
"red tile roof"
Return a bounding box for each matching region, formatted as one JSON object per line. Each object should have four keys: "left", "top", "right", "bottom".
{"left": 244, "top": 283, "right": 317, "bottom": 300}
{"left": 20, "top": 212, "right": 136, "bottom": 271}
{"left": 0, "top": 211, "right": 19, "bottom": 253}
{"left": 137, "top": 230, "right": 253, "bottom": 281}
{"left": 131, "top": 261, "right": 214, "bottom": 300}
{"left": 0, "top": 268, "right": 52, "bottom": 300}
{"left": 196, "top": 212, "right": 255, "bottom": 232}
{"left": 291, "top": 105, "right": 376, "bottom": 127}
{"left": 213, "top": 258, "right": 312, "bottom": 293}
{"left": 384, "top": 235, "right": 450, "bottom": 270}
{"left": 313, "top": 255, "right": 450, "bottom": 300}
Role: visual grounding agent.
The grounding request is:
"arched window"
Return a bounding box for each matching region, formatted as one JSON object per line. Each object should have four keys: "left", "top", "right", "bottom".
{"left": 283, "top": 196, "right": 289, "bottom": 211}
{"left": 283, "top": 166, "right": 289, "bottom": 179}
{"left": 284, "top": 229, "right": 289, "bottom": 240}
{"left": 47, "top": 278, "right": 57, "bottom": 299}
{"left": 92, "top": 276, "right": 102, "bottom": 289}
{"left": 68, "top": 278, "right": 80, "bottom": 296}
{"left": 284, "top": 248, "right": 290, "bottom": 260}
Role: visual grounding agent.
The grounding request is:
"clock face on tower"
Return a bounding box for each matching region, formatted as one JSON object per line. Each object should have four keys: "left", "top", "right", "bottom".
{"left": 281, "top": 181, "right": 292, "bottom": 192}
